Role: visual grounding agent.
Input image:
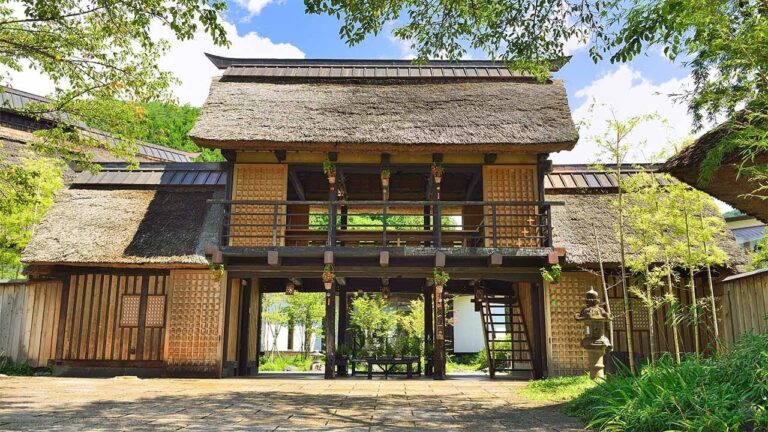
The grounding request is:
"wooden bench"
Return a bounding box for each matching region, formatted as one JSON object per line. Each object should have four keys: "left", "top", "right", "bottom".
{"left": 350, "top": 356, "right": 422, "bottom": 379}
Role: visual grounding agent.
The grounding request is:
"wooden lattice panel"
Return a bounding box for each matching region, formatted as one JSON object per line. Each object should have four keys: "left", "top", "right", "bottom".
{"left": 230, "top": 164, "right": 288, "bottom": 247}
{"left": 145, "top": 295, "right": 166, "bottom": 328}
{"left": 120, "top": 295, "right": 141, "bottom": 327}
{"left": 165, "top": 271, "right": 224, "bottom": 374}
{"left": 547, "top": 272, "right": 598, "bottom": 376}
{"left": 482, "top": 165, "right": 539, "bottom": 247}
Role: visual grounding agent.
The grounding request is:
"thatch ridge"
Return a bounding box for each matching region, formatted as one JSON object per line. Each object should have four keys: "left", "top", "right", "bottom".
{"left": 22, "top": 188, "right": 223, "bottom": 266}
{"left": 189, "top": 79, "right": 578, "bottom": 150}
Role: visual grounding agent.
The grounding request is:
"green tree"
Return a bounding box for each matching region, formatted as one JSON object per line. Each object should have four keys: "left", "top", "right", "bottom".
{"left": 349, "top": 294, "right": 397, "bottom": 355}
{"left": 0, "top": 156, "right": 64, "bottom": 278}
{"left": 282, "top": 293, "right": 325, "bottom": 359}
{"left": 751, "top": 237, "right": 768, "bottom": 270}
{"left": 262, "top": 293, "right": 290, "bottom": 359}
{"left": 0, "top": 0, "right": 229, "bottom": 210}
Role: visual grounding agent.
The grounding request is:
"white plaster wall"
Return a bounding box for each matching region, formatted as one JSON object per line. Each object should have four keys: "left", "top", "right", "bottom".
{"left": 452, "top": 295, "right": 485, "bottom": 353}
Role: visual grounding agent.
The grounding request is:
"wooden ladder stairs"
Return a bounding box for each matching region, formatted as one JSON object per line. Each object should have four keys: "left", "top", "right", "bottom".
{"left": 476, "top": 290, "right": 535, "bottom": 378}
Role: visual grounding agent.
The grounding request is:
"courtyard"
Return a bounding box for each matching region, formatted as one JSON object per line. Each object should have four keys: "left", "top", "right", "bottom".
{"left": 0, "top": 375, "right": 583, "bottom": 431}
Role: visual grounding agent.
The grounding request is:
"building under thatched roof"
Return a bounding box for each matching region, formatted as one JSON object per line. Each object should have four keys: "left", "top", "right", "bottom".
{"left": 662, "top": 118, "right": 768, "bottom": 223}
{"left": 189, "top": 58, "right": 578, "bottom": 153}
{"left": 545, "top": 165, "right": 748, "bottom": 269}
{"left": 21, "top": 164, "right": 225, "bottom": 268}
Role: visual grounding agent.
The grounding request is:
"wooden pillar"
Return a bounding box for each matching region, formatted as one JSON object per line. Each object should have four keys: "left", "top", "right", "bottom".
{"left": 237, "top": 279, "right": 252, "bottom": 376}
{"left": 337, "top": 286, "right": 348, "bottom": 376}
{"left": 254, "top": 279, "right": 262, "bottom": 375}
{"left": 433, "top": 284, "right": 446, "bottom": 380}
{"left": 530, "top": 277, "right": 547, "bottom": 379}
{"left": 324, "top": 288, "right": 336, "bottom": 379}
{"left": 424, "top": 285, "right": 434, "bottom": 375}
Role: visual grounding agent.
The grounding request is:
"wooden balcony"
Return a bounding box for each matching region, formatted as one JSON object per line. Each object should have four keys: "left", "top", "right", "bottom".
{"left": 211, "top": 200, "right": 556, "bottom": 251}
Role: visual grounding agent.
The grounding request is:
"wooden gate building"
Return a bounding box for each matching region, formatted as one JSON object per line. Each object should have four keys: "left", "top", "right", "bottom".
{"left": 10, "top": 58, "right": 748, "bottom": 378}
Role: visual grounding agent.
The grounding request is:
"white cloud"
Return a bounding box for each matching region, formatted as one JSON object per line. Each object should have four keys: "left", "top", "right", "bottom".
{"left": 153, "top": 19, "right": 304, "bottom": 106}
{"left": 1, "top": 18, "right": 304, "bottom": 106}
{"left": 553, "top": 65, "right": 697, "bottom": 164}
{"left": 232, "top": 0, "right": 280, "bottom": 18}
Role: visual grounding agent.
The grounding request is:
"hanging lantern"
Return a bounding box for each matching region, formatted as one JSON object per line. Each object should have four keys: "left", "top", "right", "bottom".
{"left": 285, "top": 280, "right": 295, "bottom": 295}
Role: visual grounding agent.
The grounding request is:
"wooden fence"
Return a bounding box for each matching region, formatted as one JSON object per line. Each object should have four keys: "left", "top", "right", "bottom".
{"left": 719, "top": 269, "right": 768, "bottom": 347}
{"left": 0, "top": 280, "right": 62, "bottom": 367}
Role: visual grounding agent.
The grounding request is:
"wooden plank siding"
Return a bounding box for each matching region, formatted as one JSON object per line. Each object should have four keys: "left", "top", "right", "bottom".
{"left": 58, "top": 271, "right": 169, "bottom": 364}
{"left": 0, "top": 280, "right": 62, "bottom": 367}
{"left": 720, "top": 271, "right": 768, "bottom": 347}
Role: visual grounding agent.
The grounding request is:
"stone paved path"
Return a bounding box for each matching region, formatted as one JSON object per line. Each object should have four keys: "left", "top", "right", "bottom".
{"left": 0, "top": 375, "right": 583, "bottom": 431}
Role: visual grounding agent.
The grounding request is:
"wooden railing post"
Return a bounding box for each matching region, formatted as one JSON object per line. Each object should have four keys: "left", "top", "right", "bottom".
{"left": 433, "top": 202, "right": 442, "bottom": 248}
{"left": 382, "top": 203, "right": 388, "bottom": 246}
{"left": 272, "top": 203, "right": 279, "bottom": 246}
{"left": 492, "top": 204, "right": 498, "bottom": 248}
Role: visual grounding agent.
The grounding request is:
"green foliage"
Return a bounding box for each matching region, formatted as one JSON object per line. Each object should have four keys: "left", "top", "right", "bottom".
{"left": 566, "top": 333, "right": 768, "bottom": 431}
{"left": 446, "top": 353, "right": 485, "bottom": 373}
{"left": 349, "top": 294, "right": 398, "bottom": 355}
{"left": 521, "top": 375, "right": 597, "bottom": 402}
{"left": 432, "top": 268, "right": 449, "bottom": 286}
{"left": 322, "top": 159, "right": 336, "bottom": 176}
{"left": 0, "top": 0, "right": 229, "bottom": 209}
{"left": 304, "top": 0, "right": 606, "bottom": 79}
{"left": 540, "top": 264, "right": 562, "bottom": 284}
{"left": 258, "top": 354, "right": 318, "bottom": 372}
{"left": 750, "top": 237, "right": 768, "bottom": 270}
{"left": 0, "top": 357, "right": 50, "bottom": 376}
{"left": 0, "top": 157, "right": 64, "bottom": 278}
{"left": 75, "top": 99, "right": 222, "bottom": 162}
{"left": 282, "top": 293, "right": 325, "bottom": 358}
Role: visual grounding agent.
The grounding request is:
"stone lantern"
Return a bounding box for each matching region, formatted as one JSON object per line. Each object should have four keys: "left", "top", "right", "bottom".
{"left": 575, "top": 287, "right": 612, "bottom": 379}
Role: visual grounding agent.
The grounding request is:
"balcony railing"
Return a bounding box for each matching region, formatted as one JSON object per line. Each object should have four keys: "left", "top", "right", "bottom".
{"left": 210, "top": 200, "right": 555, "bottom": 249}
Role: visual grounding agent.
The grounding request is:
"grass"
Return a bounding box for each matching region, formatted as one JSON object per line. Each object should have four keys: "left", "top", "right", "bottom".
{"left": 0, "top": 357, "right": 50, "bottom": 376}
{"left": 446, "top": 353, "right": 486, "bottom": 373}
{"left": 520, "top": 375, "right": 597, "bottom": 401}
{"left": 258, "top": 354, "right": 319, "bottom": 372}
{"left": 565, "top": 333, "right": 768, "bottom": 431}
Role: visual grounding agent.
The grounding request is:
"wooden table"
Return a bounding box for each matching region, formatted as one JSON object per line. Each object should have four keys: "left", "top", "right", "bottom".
{"left": 351, "top": 356, "right": 422, "bottom": 379}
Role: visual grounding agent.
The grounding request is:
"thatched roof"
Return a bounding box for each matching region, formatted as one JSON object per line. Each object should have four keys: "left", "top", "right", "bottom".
{"left": 22, "top": 188, "right": 223, "bottom": 266}
{"left": 662, "top": 118, "right": 768, "bottom": 223}
{"left": 189, "top": 60, "right": 577, "bottom": 152}
{"left": 550, "top": 193, "right": 748, "bottom": 269}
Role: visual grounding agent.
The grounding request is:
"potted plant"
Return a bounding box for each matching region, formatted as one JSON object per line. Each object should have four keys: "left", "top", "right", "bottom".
{"left": 323, "top": 159, "right": 337, "bottom": 185}
{"left": 208, "top": 263, "right": 225, "bottom": 281}
{"left": 380, "top": 169, "right": 391, "bottom": 187}
{"left": 540, "top": 264, "right": 562, "bottom": 285}
{"left": 431, "top": 162, "right": 444, "bottom": 184}
{"left": 433, "top": 267, "right": 450, "bottom": 289}
{"left": 322, "top": 264, "right": 335, "bottom": 290}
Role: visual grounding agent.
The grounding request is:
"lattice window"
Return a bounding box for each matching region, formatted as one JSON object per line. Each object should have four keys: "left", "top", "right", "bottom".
{"left": 482, "top": 165, "right": 539, "bottom": 247}
{"left": 548, "top": 273, "right": 599, "bottom": 376}
{"left": 146, "top": 295, "right": 166, "bottom": 327}
{"left": 230, "top": 164, "right": 288, "bottom": 247}
{"left": 120, "top": 295, "right": 141, "bottom": 327}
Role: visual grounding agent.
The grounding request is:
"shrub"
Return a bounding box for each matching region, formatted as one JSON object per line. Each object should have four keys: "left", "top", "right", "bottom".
{"left": 566, "top": 333, "right": 768, "bottom": 431}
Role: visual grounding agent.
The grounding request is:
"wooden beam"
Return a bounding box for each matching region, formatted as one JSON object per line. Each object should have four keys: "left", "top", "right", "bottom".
{"left": 274, "top": 150, "right": 287, "bottom": 163}
{"left": 288, "top": 171, "right": 306, "bottom": 201}
{"left": 324, "top": 251, "right": 334, "bottom": 265}
{"left": 489, "top": 253, "right": 503, "bottom": 267}
{"left": 327, "top": 152, "right": 338, "bottom": 162}
{"left": 237, "top": 280, "right": 252, "bottom": 376}
{"left": 484, "top": 153, "right": 498, "bottom": 164}
{"left": 432, "top": 153, "right": 444, "bottom": 163}
{"left": 337, "top": 285, "right": 348, "bottom": 376}
{"left": 433, "top": 284, "right": 446, "bottom": 380}
{"left": 424, "top": 285, "right": 433, "bottom": 376}
{"left": 379, "top": 251, "right": 390, "bottom": 267}
{"left": 435, "top": 251, "right": 446, "bottom": 268}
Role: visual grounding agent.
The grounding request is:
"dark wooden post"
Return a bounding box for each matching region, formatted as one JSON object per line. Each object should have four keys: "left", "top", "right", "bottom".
{"left": 324, "top": 288, "right": 336, "bottom": 379}
{"left": 254, "top": 279, "right": 262, "bottom": 375}
{"left": 530, "top": 277, "right": 548, "bottom": 379}
{"left": 433, "top": 283, "right": 446, "bottom": 380}
{"left": 433, "top": 203, "right": 442, "bottom": 248}
{"left": 237, "top": 279, "right": 252, "bottom": 376}
{"left": 337, "top": 286, "right": 348, "bottom": 376}
{"left": 424, "top": 285, "right": 434, "bottom": 375}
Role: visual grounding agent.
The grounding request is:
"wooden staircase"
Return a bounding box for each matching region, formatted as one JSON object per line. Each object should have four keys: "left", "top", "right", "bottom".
{"left": 475, "top": 289, "right": 535, "bottom": 378}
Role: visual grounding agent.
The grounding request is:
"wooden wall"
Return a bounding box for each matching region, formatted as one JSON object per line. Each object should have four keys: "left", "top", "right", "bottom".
{"left": 0, "top": 280, "right": 62, "bottom": 367}
{"left": 57, "top": 272, "right": 169, "bottom": 364}
{"left": 720, "top": 271, "right": 768, "bottom": 347}
{"left": 230, "top": 164, "right": 288, "bottom": 247}
{"left": 165, "top": 270, "right": 225, "bottom": 376}
{"left": 482, "top": 165, "right": 540, "bottom": 247}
